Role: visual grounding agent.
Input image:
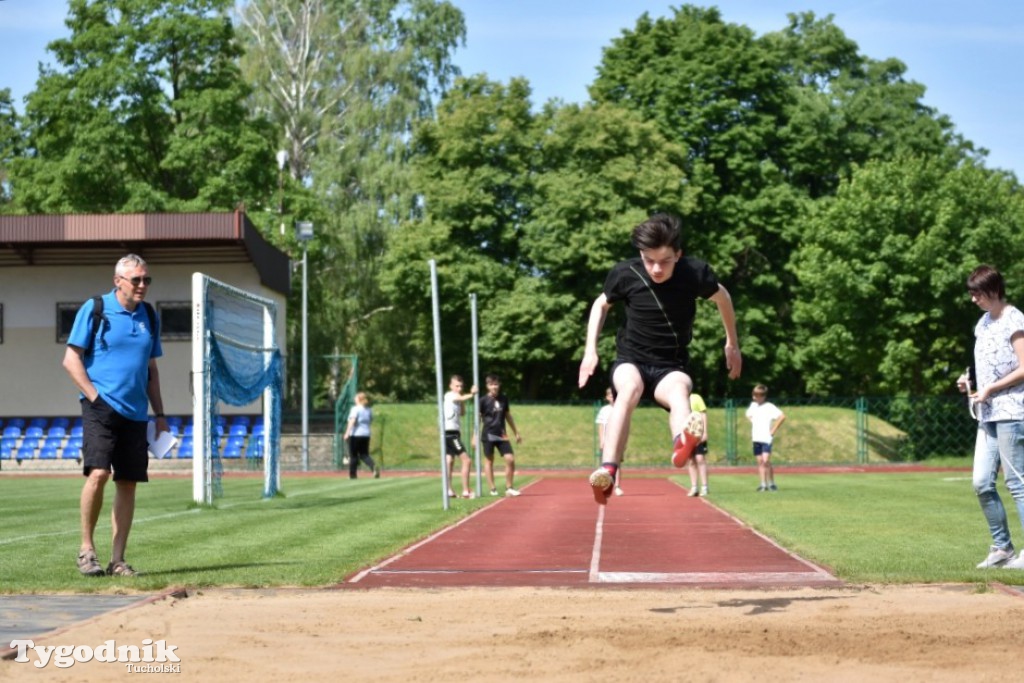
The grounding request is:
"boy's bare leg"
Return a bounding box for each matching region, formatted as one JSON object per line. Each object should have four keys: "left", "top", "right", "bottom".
{"left": 590, "top": 365, "right": 642, "bottom": 504}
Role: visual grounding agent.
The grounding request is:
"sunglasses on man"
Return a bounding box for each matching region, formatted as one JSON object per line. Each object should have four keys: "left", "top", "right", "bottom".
{"left": 120, "top": 276, "right": 153, "bottom": 286}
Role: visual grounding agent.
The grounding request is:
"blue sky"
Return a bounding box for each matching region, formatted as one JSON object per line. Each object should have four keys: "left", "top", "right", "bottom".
{"left": 2, "top": 1, "right": 1022, "bottom": 177}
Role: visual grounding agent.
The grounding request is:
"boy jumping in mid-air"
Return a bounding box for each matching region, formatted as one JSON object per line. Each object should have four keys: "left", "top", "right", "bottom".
{"left": 578, "top": 213, "right": 742, "bottom": 504}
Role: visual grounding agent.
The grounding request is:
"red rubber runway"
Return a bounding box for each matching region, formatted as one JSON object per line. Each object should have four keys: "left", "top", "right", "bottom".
{"left": 345, "top": 478, "right": 840, "bottom": 589}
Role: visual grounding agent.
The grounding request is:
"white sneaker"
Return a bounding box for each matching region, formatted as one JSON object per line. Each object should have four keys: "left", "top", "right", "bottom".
{"left": 700, "top": 486, "right": 709, "bottom": 496}
{"left": 687, "top": 487, "right": 699, "bottom": 497}
{"left": 614, "top": 486, "right": 624, "bottom": 496}
{"left": 976, "top": 545, "right": 1015, "bottom": 568}
{"left": 489, "top": 489, "right": 499, "bottom": 496}
{"left": 505, "top": 488, "right": 521, "bottom": 497}
{"left": 447, "top": 489, "right": 455, "bottom": 498}
{"left": 1003, "top": 553, "right": 1024, "bottom": 569}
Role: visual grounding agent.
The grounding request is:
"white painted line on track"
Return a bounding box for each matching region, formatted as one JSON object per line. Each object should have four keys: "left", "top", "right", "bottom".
{"left": 372, "top": 569, "right": 588, "bottom": 575}
{"left": 595, "top": 571, "right": 839, "bottom": 584}
{"left": 588, "top": 503, "right": 605, "bottom": 583}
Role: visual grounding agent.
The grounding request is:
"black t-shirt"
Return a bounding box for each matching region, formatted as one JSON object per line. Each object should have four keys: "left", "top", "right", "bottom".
{"left": 479, "top": 393, "right": 511, "bottom": 441}
{"left": 603, "top": 256, "right": 720, "bottom": 366}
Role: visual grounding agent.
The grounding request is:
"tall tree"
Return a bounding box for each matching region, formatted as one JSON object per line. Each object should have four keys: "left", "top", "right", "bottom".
{"left": 237, "top": 0, "right": 465, "bottom": 404}
{"left": 590, "top": 6, "right": 969, "bottom": 395}
{"left": 790, "top": 156, "right": 1024, "bottom": 395}
{"left": 382, "top": 76, "right": 697, "bottom": 399}
{"left": 10, "top": 0, "right": 276, "bottom": 213}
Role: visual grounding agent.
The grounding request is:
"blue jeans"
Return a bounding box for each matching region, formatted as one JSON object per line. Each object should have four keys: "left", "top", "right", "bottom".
{"left": 972, "top": 421, "right": 1024, "bottom": 550}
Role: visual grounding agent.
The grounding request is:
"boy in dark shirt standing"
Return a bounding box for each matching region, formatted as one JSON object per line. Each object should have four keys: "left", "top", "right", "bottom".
{"left": 476, "top": 374, "right": 522, "bottom": 497}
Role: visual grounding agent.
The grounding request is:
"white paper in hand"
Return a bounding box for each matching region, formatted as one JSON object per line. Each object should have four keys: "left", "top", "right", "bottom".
{"left": 147, "top": 421, "right": 178, "bottom": 459}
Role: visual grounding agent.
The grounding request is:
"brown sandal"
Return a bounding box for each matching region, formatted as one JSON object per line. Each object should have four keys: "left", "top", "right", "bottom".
{"left": 106, "top": 561, "right": 140, "bottom": 577}
{"left": 77, "top": 550, "right": 105, "bottom": 577}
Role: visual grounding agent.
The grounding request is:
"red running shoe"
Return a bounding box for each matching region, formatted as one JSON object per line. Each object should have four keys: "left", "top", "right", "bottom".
{"left": 671, "top": 412, "right": 705, "bottom": 468}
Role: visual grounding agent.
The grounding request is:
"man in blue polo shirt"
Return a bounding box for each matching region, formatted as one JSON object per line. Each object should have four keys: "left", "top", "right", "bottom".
{"left": 63, "top": 254, "right": 169, "bottom": 578}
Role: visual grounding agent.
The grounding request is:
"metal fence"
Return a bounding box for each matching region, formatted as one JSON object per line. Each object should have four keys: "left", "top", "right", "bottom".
{"left": 285, "top": 394, "right": 977, "bottom": 471}
{"left": 711, "top": 396, "right": 976, "bottom": 466}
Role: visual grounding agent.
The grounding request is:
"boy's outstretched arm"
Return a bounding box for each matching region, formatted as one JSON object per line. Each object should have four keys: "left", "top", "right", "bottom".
{"left": 709, "top": 284, "right": 742, "bottom": 379}
{"left": 578, "top": 294, "right": 612, "bottom": 388}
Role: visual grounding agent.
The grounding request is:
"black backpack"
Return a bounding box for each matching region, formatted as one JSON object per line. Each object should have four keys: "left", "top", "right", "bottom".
{"left": 85, "top": 295, "right": 157, "bottom": 356}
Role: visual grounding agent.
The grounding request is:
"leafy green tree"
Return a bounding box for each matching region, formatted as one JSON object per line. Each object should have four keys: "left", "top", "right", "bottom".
{"left": 762, "top": 11, "right": 968, "bottom": 198}
{"left": 0, "top": 89, "right": 19, "bottom": 209}
{"left": 382, "top": 76, "right": 701, "bottom": 398}
{"left": 791, "top": 156, "right": 1024, "bottom": 395}
{"left": 10, "top": 0, "right": 276, "bottom": 213}
{"left": 236, "top": 0, "right": 465, "bottom": 404}
{"left": 589, "top": 6, "right": 973, "bottom": 396}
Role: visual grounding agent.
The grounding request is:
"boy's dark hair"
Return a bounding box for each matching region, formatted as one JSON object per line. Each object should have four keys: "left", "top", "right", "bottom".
{"left": 450, "top": 374, "right": 464, "bottom": 383}
{"left": 967, "top": 264, "right": 1006, "bottom": 301}
{"left": 631, "top": 213, "right": 682, "bottom": 252}
{"left": 485, "top": 374, "right": 501, "bottom": 384}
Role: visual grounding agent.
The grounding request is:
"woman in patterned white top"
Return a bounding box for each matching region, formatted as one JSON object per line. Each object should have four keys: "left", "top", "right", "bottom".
{"left": 960, "top": 265, "right": 1024, "bottom": 570}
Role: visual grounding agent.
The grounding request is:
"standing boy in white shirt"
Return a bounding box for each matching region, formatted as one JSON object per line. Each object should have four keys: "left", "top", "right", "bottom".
{"left": 746, "top": 384, "right": 786, "bottom": 492}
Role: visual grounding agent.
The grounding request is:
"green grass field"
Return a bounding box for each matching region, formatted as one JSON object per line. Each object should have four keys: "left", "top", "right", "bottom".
{"left": 1, "top": 469, "right": 1021, "bottom": 593}
{"left": 369, "top": 403, "right": 920, "bottom": 469}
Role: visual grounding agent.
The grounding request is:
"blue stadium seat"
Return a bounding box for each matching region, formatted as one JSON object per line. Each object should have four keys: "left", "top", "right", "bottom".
{"left": 47, "top": 426, "right": 67, "bottom": 440}
{"left": 229, "top": 423, "right": 248, "bottom": 438}
{"left": 38, "top": 446, "right": 59, "bottom": 459}
{"left": 183, "top": 424, "right": 194, "bottom": 437}
{"left": 167, "top": 415, "right": 183, "bottom": 430}
{"left": 177, "top": 436, "right": 193, "bottom": 459}
{"left": 8, "top": 417, "right": 26, "bottom": 430}
{"left": 1, "top": 436, "right": 19, "bottom": 451}
{"left": 245, "top": 437, "right": 263, "bottom": 459}
{"left": 51, "top": 417, "right": 71, "bottom": 430}
{"left": 2, "top": 426, "right": 21, "bottom": 439}
{"left": 28, "top": 417, "right": 47, "bottom": 429}
{"left": 70, "top": 425, "right": 84, "bottom": 439}
{"left": 251, "top": 423, "right": 265, "bottom": 437}
{"left": 221, "top": 435, "right": 245, "bottom": 459}
{"left": 1, "top": 443, "right": 12, "bottom": 460}
{"left": 17, "top": 444, "right": 37, "bottom": 460}
{"left": 43, "top": 437, "right": 64, "bottom": 451}
{"left": 62, "top": 442, "right": 82, "bottom": 460}
{"left": 230, "top": 415, "right": 251, "bottom": 427}
{"left": 25, "top": 426, "right": 44, "bottom": 440}
{"left": 20, "top": 437, "right": 40, "bottom": 451}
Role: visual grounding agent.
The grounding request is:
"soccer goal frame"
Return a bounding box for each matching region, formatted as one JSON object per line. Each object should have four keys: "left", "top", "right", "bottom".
{"left": 192, "top": 272, "right": 283, "bottom": 505}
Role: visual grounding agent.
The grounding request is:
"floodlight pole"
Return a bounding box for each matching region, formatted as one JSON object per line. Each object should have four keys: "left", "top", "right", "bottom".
{"left": 296, "top": 221, "right": 314, "bottom": 472}
{"left": 276, "top": 150, "right": 288, "bottom": 236}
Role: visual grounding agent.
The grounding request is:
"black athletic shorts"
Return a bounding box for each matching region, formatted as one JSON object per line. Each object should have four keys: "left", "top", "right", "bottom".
{"left": 445, "top": 431, "right": 467, "bottom": 457}
{"left": 483, "top": 436, "right": 514, "bottom": 458}
{"left": 610, "top": 360, "right": 689, "bottom": 405}
{"left": 81, "top": 396, "right": 149, "bottom": 482}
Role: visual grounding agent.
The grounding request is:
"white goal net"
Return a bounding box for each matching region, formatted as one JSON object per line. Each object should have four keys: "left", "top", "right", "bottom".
{"left": 192, "top": 272, "right": 283, "bottom": 504}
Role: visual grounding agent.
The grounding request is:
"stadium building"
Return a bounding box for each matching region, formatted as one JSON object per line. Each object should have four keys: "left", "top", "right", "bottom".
{"left": 0, "top": 211, "right": 290, "bottom": 419}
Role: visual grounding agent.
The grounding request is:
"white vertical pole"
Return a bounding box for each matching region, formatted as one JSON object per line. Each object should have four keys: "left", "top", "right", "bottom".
{"left": 470, "top": 293, "right": 482, "bottom": 498}
{"left": 263, "top": 303, "right": 276, "bottom": 497}
{"left": 301, "top": 242, "right": 309, "bottom": 472}
{"left": 191, "top": 273, "right": 209, "bottom": 504}
{"left": 429, "top": 260, "right": 450, "bottom": 509}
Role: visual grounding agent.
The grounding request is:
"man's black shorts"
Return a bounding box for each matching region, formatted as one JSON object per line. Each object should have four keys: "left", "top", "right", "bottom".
{"left": 81, "top": 396, "right": 149, "bottom": 482}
